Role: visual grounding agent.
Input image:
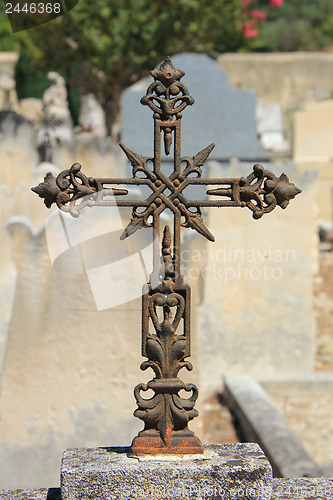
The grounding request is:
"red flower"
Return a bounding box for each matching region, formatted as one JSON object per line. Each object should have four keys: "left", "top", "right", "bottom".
{"left": 242, "top": 22, "right": 259, "bottom": 38}
{"left": 250, "top": 9, "right": 267, "bottom": 21}
{"left": 270, "top": 0, "right": 283, "bottom": 7}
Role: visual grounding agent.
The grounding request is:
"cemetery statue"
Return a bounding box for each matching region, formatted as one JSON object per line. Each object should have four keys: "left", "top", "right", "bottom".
{"left": 41, "top": 71, "right": 73, "bottom": 143}
{"left": 32, "top": 57, "right": 301, "bottom": 456}
{"left": 79, "top": 93, "right": 107, "bottom": 138}
{"left": 0, "top": 72, "right": 19, "bottom": 112}
{"left": 43, "top": 71, "right": 68, "bottom": 111}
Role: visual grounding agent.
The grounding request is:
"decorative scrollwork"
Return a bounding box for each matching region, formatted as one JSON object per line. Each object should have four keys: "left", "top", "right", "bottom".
{"left": 120, "top": 142, "right": 215, "bottom": 241}
{"left": 133, "top": 380, "right": 199, "bottom": 446}
{"left": 131, "top": 227, "right": 203, "bottom": 454}
{"left": 141, "top": 56, "right": 194, "bottom": 122}
{"left": 140, "top": 57, "right": 194, "bottom": 155}
{"left": 207, "top": 163, "right": 302, "bottom": 220}
{"left": 32, "top": 163, "right": 128, "bottom": 217}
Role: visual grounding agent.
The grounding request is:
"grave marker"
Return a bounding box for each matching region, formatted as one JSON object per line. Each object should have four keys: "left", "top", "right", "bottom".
{"left": 32, "top": 57, "right": 301, "bottom": 456}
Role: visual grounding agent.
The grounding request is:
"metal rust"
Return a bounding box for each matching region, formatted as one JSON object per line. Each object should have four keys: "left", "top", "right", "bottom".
{"left": 32, "top": 56, "right": 302, "bottom": 456}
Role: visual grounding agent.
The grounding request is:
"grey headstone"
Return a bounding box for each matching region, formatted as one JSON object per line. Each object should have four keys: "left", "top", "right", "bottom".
{"left": 121, "top": 53, "right": 271, "bottom": 162}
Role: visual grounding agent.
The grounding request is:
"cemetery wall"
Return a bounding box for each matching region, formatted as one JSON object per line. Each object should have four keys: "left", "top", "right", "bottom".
{"left": 218, "top": 52, "right": 333, "bottom": 107}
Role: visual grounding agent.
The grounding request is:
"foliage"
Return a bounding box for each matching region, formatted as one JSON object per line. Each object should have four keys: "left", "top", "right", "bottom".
{"left": 0, "top": 11, "right": 16, "bottom": 51}
{"left": 15, "top": 52, "right": 49, "bottom": 99}
{"left": 251, "top": 0, "right": 333, "bottom": 51}
{"left": 9, "top": 0, "right": 248, "bottom": 131}
{"left": 4, "top": 0, "right": 283, "bottom": 130}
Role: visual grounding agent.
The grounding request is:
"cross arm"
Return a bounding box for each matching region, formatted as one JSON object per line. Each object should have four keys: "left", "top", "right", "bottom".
{"left": 31, "top": 161, "right": 151, "bottom": 218}
{"left": 186, "top": 163, "right": 302, "bottom": 220}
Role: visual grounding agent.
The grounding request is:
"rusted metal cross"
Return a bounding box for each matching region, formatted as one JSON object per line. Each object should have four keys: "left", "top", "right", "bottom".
{"left": 32, "top": 57, "right": 301, "bottom": 456}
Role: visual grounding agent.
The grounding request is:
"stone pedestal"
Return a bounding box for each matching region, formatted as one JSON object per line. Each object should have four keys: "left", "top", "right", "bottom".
{"left": 61, "top": 444, "right": 273, "bottom": 500}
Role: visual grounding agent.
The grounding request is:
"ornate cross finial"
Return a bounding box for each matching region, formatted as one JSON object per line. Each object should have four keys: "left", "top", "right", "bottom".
{"left": 32, "top": 57, "right": 301, "bottom": 456}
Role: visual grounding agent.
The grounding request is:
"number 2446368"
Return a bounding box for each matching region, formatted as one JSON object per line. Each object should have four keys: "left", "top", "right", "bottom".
{"left": 5, "top": 2, "right": 61, "bottom": 14}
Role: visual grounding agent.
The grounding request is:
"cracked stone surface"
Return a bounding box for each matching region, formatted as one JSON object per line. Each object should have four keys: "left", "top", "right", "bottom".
{"left": 61, "top": 444, "right": 273, "bottom": 500}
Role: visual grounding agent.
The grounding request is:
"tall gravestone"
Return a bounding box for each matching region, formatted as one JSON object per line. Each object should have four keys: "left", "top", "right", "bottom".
{"left": 121, "top": 53, "right": 270, "bottom": 162}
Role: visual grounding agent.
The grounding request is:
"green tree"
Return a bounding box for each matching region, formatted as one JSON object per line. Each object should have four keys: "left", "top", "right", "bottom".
{"left": 18, "top": 0, "right": 245, "bottom": 133}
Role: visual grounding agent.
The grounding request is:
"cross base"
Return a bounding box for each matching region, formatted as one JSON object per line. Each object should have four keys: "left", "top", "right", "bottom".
{"left": 130, "top": 429, "right": 204, "bottom": 456}
{"left": 60, "top": 444, "right": 273, "bottom": 500}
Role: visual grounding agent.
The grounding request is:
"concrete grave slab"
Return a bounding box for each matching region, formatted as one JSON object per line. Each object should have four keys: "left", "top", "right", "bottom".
{"left": 223, "top": 376, "right": 319, "bottom": 478}
{"left": 61, "top": 444, "right": 273, "bottom": 500}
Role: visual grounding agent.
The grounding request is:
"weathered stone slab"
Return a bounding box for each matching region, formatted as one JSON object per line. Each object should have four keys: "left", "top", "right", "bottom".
{"left": 1, "top": 478, "right": 333, "bottom": 499}
{"left": 294, "top": 100, "right": 333, "bottom": 163}
{"left": 224, "top": 376, "right": 319, "bottom": 478}
{"left": 256, "top": 103, "right": 285, "bottom": 151}
{"left": 61, "top": 444, "right": 273, "bottom": 500}
{"left": 0, "top": 111, "right": 38, "bottom": 190}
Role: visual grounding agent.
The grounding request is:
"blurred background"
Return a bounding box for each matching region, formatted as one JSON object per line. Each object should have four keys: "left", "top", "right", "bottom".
{"left": 0, "top": 0, "right": 332, "bottom": 490}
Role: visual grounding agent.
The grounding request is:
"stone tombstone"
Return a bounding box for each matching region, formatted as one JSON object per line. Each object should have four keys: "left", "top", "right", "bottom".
{"left": 19, "top": 97, "right": 43, "bottom": 124}
{"left": 0, "top": 214, "right": 140, "bottom": 489}
{"left": 182, "top": 159, "right": 318, "bottom": 398}
{"left": 256, "top": 103, "right": 285, "bottom": 151}
{"left": 294, "top": 100, "right": 333, "bottom": 163}
{"left": 78, "top": 93, "right": 107, "bottom": 138}
{"left": 0, "top": 72, "right": 19, "bottom": 112}
{"left": 0, "top": 111, "right": 39, "bottom": 190}
{"left": 121, "top": 53, "right": 270, "bottom": 162}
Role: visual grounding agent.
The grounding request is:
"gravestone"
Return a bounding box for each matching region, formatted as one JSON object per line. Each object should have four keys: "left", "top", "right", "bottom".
{"left": 256, "top": 103, "right": 286, "bottom": 151}
{"left": 0, "top": 72, "right": 19, "bottom": 112}
{"left": 20, "top": 97, "right": 43, "bottom": 123}
{"left": 294, "top": 100, "right": 333, "bottom": 163}
{"left": 293, "top": 99, "right": 333, "bottom": 224}
{"left": 0, "top": 214, "right": 145, "bottom": 488}
{"left": 79, "top": 93, "right": 106, "bottom": 138}
{"left": 121, "top": 53, "right": 270, "bottom": 162}
{"left": 0, "top": 111, "right": 39, "bottom": 189}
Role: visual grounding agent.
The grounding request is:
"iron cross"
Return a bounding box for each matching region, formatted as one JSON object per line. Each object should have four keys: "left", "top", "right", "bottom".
{"left": 32, "top": 57, "right": 301, "bottom": 456}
